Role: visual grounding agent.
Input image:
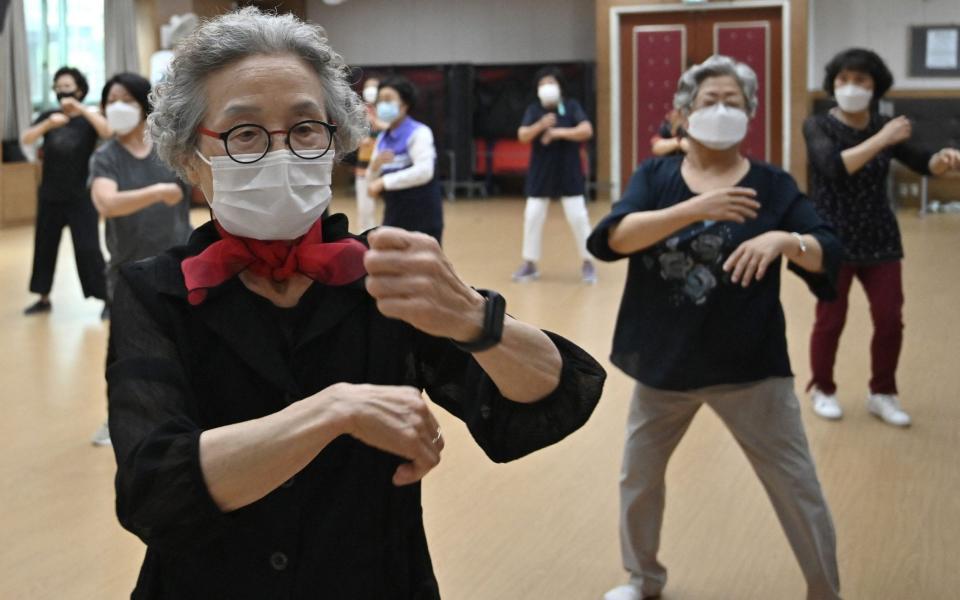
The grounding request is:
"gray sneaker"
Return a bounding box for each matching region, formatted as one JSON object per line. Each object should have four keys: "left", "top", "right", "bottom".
{"left": 91, "top": 421, "right": 112, "bottom": 447}
{"left": 581, "top": 260, "right": 597, "bottom": 284}
{"left": 511, "top": 261, "right": 540, "bottom": 282}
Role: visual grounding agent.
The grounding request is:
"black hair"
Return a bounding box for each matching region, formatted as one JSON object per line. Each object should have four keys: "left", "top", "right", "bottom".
{"left": 378, "top": 75, "right": 417, "bottom": 111}
{"left": 100, "top": 72, "right": 152, "bottom": 117}
{"left": 533, "top": 66, "right": 566, "bottom": 94}
{"left": 53, "top": 66, "right": 89, "bottom": 100}
{"left": 822, "top": 48, "right": 894, "bottom": 99}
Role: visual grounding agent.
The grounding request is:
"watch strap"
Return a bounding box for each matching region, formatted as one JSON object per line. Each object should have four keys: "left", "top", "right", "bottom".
{"left": 451, "top": 289, "right": 506, "bottom": 353}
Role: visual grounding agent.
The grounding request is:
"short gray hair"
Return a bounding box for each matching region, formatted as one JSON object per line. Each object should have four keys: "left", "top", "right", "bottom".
{"left": 673, "top": 55, "right": 759, "bottom": 116}
{"left": 148, "top": 7, "right": 366, "bottom": 178}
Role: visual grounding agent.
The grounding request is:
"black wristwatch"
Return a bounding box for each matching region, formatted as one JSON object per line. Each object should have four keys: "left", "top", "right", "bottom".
{"left": 451, "top": 289, "right": 506, "bottom": 353}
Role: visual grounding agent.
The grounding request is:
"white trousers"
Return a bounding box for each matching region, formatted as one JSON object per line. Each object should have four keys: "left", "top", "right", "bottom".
{"left": 521, "top": 195, "right": 592, "bottom": 262}
{"left": 354, "top": 174, "right": 377, "bottom": 232}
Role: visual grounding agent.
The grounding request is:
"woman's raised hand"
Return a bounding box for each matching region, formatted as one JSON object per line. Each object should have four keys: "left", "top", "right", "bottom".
{"left": 364, "top": 227, "right": 485, "bottom": 343}
{"left": 684, "top": 187, "right": 760, "bottom": 223}
{"left": 154, "top": 183, "right": 184, "bottom": 206}
{"left": 370, "top": 149, "right": 395, "bottom": 172}
{"left": 325, "top": 383, "right": 444, "bottom": 486}
{"left": 722, "top": 231, "right": 792, "bottom": 287}
{"left": 879, "top": 116, "right": 912, "bottom": 147}
{"left": 929, "top": 147, "right": 960, "bottom": 175}
{"left": 46, "top": 113, "right": 70, "bottom": 130}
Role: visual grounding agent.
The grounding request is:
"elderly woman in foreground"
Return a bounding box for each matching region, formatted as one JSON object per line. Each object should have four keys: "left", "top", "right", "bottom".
{"left": 107, "top": 8, "right": 604, "bottom": 599}
{"left": 590, "top": 56, "right": 842, "bottom": 600}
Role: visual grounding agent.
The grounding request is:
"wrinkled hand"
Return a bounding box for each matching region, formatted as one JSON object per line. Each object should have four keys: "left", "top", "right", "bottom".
{"left": 880, "top": 116, "right": 911, "bottom": 147}
{"left": 685, "top": 187, "right": 760, "bottom": 223}
{"left": 59, "top": 97, "right": 84, "bottom": 117}
{"left": 723, "top": 231, "right": 791, "bottom": 287}
{"left": 364, "top": 227, "right": 484, "bottom": 342}
{"left": 367, "top": 177, "right": 385, "bottom": 198}
{"left": 155, "top": 183, "right": 183, "bottom": 206}
{"left": 930, "top": 147, "right": 960, "bottom": 175}
{"left": 329, "top": 383, "right": 444, "bottom": 486}
{"left": 46, "top": 113, "right": 70, "bottom": 130}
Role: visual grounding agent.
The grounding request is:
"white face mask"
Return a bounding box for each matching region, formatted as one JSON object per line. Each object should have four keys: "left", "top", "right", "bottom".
{"left": 362, "top": 86, "right": 378, "bottom": 104}
{"left": 106, "top": 101, "right": 142, "bottom": 135}
{"left": 538, "top": 83, "right": 561, "bottom": 107}
{"left": 686, "top": 103, "right": 749, "bottom": 150}
{"left": 834, "top": 84, "right": 873, "bottom": 113}
{"left": 195, "top": 148, "right": 334, "bottom": 240}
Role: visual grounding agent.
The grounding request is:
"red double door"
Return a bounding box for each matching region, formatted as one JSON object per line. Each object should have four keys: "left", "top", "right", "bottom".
{"left": 618, "top": 7, "right": 783, "bottom": 188}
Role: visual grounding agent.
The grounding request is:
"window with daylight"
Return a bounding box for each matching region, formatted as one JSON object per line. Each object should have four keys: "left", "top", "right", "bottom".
{"left": 25, "top": 0, "right": 105, "bottom": 112}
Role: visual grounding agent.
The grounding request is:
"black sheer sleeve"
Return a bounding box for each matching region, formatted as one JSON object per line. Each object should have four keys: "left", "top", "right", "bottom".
{"left": 803, "top": 116, "right": 848, "bottom": 180}
{"left": 587, "top": 160, "right": 658, "bottom": 262}
{"left": 107, "top": 272, "right": 231, "bottom": 551}
{"left": 413, "top": 330, "right": 605, "bottom": 463}
{"left": 777, "top": 172, "right": 842, "bottom": 301}
{"left": 891, "top": 140, "right": 933, "bottom": 176}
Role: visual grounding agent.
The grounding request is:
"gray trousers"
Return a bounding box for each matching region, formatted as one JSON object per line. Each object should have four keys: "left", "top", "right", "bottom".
{"left": 619, "top": 377, "right": 841, "bottom": 599}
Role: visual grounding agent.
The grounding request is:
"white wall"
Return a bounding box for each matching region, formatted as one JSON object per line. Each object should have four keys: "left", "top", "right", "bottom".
{"left": 809, "top": 0, "right": 960, "bottom": 90}
{"left": 306, "top": 0, "right": 595, "bottom": 66}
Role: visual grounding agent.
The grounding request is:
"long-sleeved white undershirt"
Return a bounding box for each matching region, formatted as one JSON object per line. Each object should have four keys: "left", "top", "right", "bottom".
{"left": 369, "top": 125, "right": 436, "bottom": 191}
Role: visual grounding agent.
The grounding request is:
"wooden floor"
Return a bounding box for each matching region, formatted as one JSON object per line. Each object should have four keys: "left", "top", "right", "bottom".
{"left": 1, "top": 195, "right": 958, "bottom": 599}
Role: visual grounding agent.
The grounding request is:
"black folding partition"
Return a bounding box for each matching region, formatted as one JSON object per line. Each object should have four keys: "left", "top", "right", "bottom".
{"left": 349, "top": 64, "right": 460, "bottom": 196}
{"left": 473, "top": 62, "right": 597, "bottom": 196}
{"left": 350, "top": 61, "right": 597, "bottom": 198}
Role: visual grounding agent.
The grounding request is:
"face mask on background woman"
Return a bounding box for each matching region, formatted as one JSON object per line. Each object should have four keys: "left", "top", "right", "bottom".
{"left": 106, "top": 101, "right": 142, "bottom": 135}
{"left": 376, "top": 101, "right": 400, "bottom": 124}
{"left": 362, "top": 86, "right": 378, "bottom": 104}
{"left": 834, "top": 84, "right": 873, "bottom": 113}
{"left": 685, "top": 103, "right": 749, "bottom": 150}
{"left": 538, "top": 82, "right": 561, "bottom": 107}
{"left": 195, "top": 148, "right": 335, "bottom": 240}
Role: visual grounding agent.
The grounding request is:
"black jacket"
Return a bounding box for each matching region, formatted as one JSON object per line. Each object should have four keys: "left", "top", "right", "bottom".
{"left": 106, "top": 214, "right": 605, "bottom": 599}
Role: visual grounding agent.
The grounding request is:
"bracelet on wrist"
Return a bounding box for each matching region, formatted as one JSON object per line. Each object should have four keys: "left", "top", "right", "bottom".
{"left": 790, "top": 232, "right": 807, "bottom": 257}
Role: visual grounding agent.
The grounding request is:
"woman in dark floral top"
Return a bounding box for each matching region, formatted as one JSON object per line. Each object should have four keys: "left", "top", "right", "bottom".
{"left": 804, "top": 48, "right": 960, "bottom": 426}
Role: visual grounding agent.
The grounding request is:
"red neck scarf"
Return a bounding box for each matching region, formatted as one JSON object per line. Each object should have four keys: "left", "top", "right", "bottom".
{"left": 181, "top": 220, "right": 367, "bottom": 305}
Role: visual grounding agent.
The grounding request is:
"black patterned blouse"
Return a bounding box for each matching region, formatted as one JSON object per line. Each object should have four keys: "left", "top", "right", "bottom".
{"left": 803, "top": 112, "right": 932, "bottom": 265}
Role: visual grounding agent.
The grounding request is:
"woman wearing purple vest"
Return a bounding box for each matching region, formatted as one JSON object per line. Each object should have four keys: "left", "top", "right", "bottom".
{"left": 367, "top": 76, "right": 444, "bottom": 244}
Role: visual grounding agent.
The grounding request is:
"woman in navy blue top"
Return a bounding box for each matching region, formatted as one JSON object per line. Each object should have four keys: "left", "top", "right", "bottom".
{"left": 591, "top": 56, "right": 843, "bottom": 600}
{"left": 512, "top": 67, "right": 597, "bottom": 284}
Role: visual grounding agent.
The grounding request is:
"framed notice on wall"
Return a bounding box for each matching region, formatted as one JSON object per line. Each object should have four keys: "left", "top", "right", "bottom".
{"left": 910, "top": 25, "right": 960, "bottom": 77}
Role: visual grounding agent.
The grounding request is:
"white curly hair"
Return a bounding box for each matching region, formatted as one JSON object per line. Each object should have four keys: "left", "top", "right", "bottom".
{"left": 673, "top": 55, "right": 759, "bottom": 116}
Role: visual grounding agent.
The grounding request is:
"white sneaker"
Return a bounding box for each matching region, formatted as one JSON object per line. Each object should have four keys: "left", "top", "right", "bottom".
{"left": 867, "top": 393, "right": 911, "bottom": 427}
{"left": 603, "top": 584, "right": 643, "bottom": 600}
{"left": 811, "top": 388, "right": 843, "bottom": 420}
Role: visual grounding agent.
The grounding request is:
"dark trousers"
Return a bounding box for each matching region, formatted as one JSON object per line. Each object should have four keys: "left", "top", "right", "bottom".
{"left": 382, "top": 181, "right": 444, "bottom": 247}
{"left": 29, "top": 195, "right": 107, "bottom": 300}
{"left": 809, "top": 261, "right": 903, "bottom": 395}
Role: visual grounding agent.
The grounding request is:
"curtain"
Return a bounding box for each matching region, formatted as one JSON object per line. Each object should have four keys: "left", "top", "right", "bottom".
{"left": 1, "top": 0, "right": 33, "bottom": 160}
{"left": 104, "top": 0, "right": 140, "bottom": 76}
